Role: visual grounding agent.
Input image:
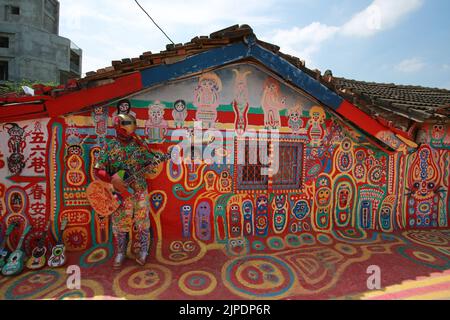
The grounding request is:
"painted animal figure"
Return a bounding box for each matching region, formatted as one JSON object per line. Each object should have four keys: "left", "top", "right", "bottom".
{"left": 48, "top": 218, "right": 68, "bottom": 268}
{"left": 0, "top": 222, "right": 19, "bottom": 269}
{"left": 2, "top": 225, "right": 31, "bottom": 276}
{"left": 26, "top": 221, "right": 51, "bottom": 270}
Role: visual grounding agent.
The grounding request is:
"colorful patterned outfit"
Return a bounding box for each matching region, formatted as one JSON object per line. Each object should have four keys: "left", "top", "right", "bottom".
{"left": 96, "top": 136, "right": 155, "bottom": 255}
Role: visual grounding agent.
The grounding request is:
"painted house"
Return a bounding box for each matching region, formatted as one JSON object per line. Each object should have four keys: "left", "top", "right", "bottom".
{"left": 0, "top": 25, "right": 449, "bottom": 262}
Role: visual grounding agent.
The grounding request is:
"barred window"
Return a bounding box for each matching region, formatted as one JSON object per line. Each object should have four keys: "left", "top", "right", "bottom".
{"left": 237, "top": 140, "right": 303, "bottom": 191}
{"left": 237, "top": 142, "right": 269, "bottom": 190}
{"left": 272, "top": 142, "right": 303, "bottom": 190}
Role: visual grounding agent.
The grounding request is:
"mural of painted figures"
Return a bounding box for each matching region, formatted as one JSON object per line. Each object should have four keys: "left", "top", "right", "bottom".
{"left": 0, "top": 62, "right": 448, "bottom": 263}
{"left": 405, "top": 145, "right": 445, "bottom": 228}
{"left": 261, "top": 77, "right": 286, "bottom": 129}
{"left": 287, "top": 103, "right": 305, "bottom": 135}
{"left": 172, "top": 100, "right": 188, "bottom": 129}
{"left": 306, "top": 106, "right": 326, "bottom": 147}
{"left": 194, "top": 72, "right": 222, "bottom": 128}
{"left": 232, "top": 69, "right": 251, "bottom": 135}
{"left": 145, "top": 100, "right": 168, "bottom": 143}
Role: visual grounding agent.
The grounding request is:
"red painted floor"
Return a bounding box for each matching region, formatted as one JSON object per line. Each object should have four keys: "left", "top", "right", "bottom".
{"left": 1, "top": 229, "right": 449, "bottom": 300}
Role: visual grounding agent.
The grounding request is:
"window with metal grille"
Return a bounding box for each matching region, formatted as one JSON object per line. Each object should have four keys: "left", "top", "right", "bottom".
{"left": 272, "top": 142, "right": 303, "bottom": 190}
{"left": 0, "top": 61, "right": 8, "bottom": 81}
{"left": 237, "top": 141, "right": 269, "bottom": 190}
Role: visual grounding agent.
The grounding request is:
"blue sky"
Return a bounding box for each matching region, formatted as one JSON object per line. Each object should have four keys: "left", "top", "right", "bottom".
{"left": 59, "top": 0, "right": 450, "bottom": 89}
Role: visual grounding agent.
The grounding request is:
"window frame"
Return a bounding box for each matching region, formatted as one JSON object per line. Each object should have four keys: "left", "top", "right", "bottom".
{"left": 10, "top": 6, "right": 20, "bottom": 15}
{"left": 236, "top": 138, "right": 304, "bottom": 191}
{"left": 236, "top": 139, "right": 270, "bottom": 191}
{"left": 0, "top": 61, "right": 9, "bottom": 81}
{"left": 0, "top": 36, "right": 9, "bottom": 48}
{"left": 272, "top": 141, "right": 304, "bottom": 190}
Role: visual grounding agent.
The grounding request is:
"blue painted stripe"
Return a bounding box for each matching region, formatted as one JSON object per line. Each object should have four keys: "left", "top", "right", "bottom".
{"left": 140, "top": 42, "right": 250, "bottom": 88}
{"left": 249, "top": 44, "right": 343, "bottom": 109}
{"left": 139, "top": 40, "right": 344, "bottom": 110}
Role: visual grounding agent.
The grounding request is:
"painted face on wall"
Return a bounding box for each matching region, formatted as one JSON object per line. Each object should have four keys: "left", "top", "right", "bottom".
{"left": 174, "top": 100, "right": 186, "bottom": 112}
{"left": 149, "top": 105, "right": 165, "bottom": 125}
{"left": 227, "top": 237, "right": 248, "bottom": 256}
{"left": 317, "top": 207, "right": 330, "bottom": 229}
{"left": 432, "top": 124, "right": 445, "bottom": 140}
{"left": 10, "top": 192, "right": 23, "bottom": 213}
{"left": 411, "top": 180, "right": 438, "bottom": 199}
{"left": 67, "top": 145, "right": 82, "bottom": 156}
{"left": 289, "top": 109, "right": 300, "bottom": 122}
{"left": 242, "top": 201, "right": 252, "bottom": 218}
{"left": 338, "top": 185, "right": 350, "bottom": 209}
{"left": 117, "top": 100, "right": 131, "bottom": 114}
{"left": 274, "top": 194, "right": 286, "bottom": 209}
{"left": 380, "top": 206, "right": 391, "bottom": 230}
{"left": 292, "top": 200, "right": 310, "bottom": 220}
{"left": 230, "top": 205, "right": 240, "bottom": 223}
{"left": 257, "top": 196, "right": 268, "bottom": 209}
{"left": 317, "top": 188, "right": 331, "bottom": 206}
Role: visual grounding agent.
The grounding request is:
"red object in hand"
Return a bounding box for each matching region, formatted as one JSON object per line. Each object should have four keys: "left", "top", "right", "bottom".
{"left": 94, "top": 168, "right": 112, "bottom": 183}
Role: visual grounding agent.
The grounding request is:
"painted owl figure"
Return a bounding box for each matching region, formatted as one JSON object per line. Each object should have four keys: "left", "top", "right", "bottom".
{"left": 288, "top": 106, "right": 304, "bottom": 134}
{"left": 172, "top": 100, "right": 188, "bottom": 129}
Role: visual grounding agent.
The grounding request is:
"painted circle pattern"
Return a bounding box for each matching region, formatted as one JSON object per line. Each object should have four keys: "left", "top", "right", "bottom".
{"left": 397, "top": 246, "right": 450, "bottom": 270}
{"left": 113, "top": 264, "right": 172, "bottom": 299}
{"left": 1, "top": 269, "right": 64, "bottom": 300}
{"left": 79, "top": 244, "right": 113, "bottom": 268}
{"left": 178, "top": 271, "right": 217, "bottom": 296}
{"left": 222, "top": 255, "right": 295, "bottom": 299}
{"left": 267, "top": 236, "right": 285, "bottom": 250}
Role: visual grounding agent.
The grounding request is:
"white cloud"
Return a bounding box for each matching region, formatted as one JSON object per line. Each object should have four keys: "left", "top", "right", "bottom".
{"left": 264, "top": 23, "right": 339, "bottom": 64}
{"left": 444, "top": 64, "right": 450, "bottom": 71}
{"left": 341, "top": 0, "right": 424, "bottom": 37}
{"left": 59, "top": 0, "right": 424, "bottom": 74}
{"left": 395, "top": 58, "right": 426, "bottom": 73}
{"left": 59, "top": 0, "right": 278, "bottom": 74}
{"left": 262, "top": 0, "right": 423, "bottom": 67}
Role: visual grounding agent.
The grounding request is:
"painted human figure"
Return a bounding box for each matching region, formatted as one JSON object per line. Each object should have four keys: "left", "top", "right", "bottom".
{"left": 112, "top": 99, "right": 136, "bottom": 123}
{"left": 94, "top": 114, "right": 155, "bottom": 268}
{"left": 287, "top": 104, "right": 304, "bottom": 134}
{"left": 306, "top": 106, "right": 326, "bottom": 147}
{"left": 172, "top": 99, "right": 188, "bottom": 129}
{"left": 232, "top": 69, "right": 251, "bottom": 135}
{"left": 145, "top": 101, "right": 168, "bottom": 143}
{"left": 194, "top": 72, "right": 222, "bottom": 128}
{"left": 261, "top": 77, "right": 286, "bottom": 129}
{"left": 4, "top": 123, "right": 28, "bottom": 175}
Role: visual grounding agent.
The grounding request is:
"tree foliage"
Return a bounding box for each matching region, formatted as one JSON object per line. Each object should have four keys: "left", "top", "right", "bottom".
{"left": 0, "top": 79, "right": 57, "bottom": 95}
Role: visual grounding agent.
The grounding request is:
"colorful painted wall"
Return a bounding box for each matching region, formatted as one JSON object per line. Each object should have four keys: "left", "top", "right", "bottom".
{"left": 0, "top": 62, "right": 449, "bottom": 260}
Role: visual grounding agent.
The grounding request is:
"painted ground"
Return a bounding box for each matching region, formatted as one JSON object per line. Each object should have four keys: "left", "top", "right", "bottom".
{"left": 1, "top": 229, "right": 449, "bottom": 300}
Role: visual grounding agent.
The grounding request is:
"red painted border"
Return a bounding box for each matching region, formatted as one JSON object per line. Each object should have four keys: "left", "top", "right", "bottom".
{"left": 337, "top": 100, "right": 386, "bottom": 136}
{"left": 46, "top": 73, "right": 143, "bottom": 117}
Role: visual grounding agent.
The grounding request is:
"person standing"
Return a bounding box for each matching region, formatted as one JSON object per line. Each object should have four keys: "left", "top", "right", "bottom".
{"left": 94, "top": 113, "right": 154, "bottom": 269}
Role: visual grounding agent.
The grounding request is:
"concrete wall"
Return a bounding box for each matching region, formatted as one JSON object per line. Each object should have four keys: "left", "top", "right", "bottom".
{"left": 0, "top": 0, "right": 81, "bottom": 83}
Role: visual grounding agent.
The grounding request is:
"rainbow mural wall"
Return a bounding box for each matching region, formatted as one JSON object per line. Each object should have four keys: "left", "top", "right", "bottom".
{"left": 0, "top": 62, "right": 449, "bottom": 261}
